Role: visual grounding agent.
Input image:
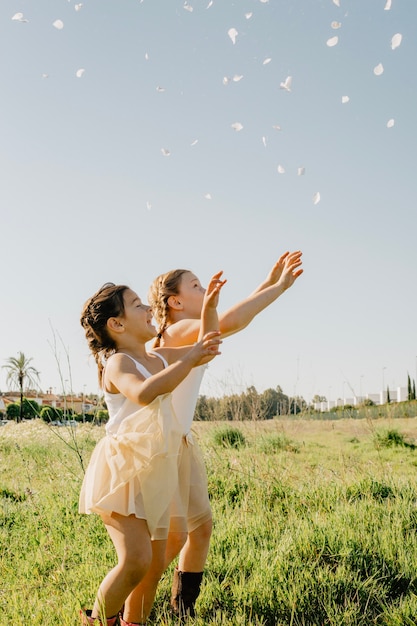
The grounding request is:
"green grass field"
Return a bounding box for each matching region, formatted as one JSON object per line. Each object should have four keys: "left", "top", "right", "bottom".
{"left": 2, "top": 415, "right": 417, "bottom": 625}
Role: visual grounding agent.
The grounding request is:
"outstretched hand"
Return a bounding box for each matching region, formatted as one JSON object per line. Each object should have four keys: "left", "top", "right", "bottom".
{"left": 203, "top": 271, "right": 227, "bottom": 309}
{"left": 191, "top": 330, "right": 222, "bottom": 365}
{"left": 265, "top": 251, "right": 303, "bottom": 286}
{"left": 277, "top": 250, "right": 303, "bottom": 291}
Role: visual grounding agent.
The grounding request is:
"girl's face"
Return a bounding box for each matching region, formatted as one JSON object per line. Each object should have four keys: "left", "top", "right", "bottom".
{"left": 121, "top": 289, "right": 156, "bottom": 339}
{"left": 177, "top": 272, "right": 206, "bottom": 318}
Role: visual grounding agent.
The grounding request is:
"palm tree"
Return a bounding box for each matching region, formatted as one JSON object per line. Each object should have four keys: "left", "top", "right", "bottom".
{"left": 3, "top": 352, "right": 40, "bottom": 422}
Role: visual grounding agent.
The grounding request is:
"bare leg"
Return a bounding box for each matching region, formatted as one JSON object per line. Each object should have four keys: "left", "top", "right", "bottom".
{"left": 92, "top": 513, "right": 152, "bottom": 619}
{"left": 178, "top": 518, "right": 212, "bottom": 572}
{"left": 123, "top": 539, "right": 167, "bottom": 623}
{"left": 164, "top": 530, "right": 187, "bottom": 570}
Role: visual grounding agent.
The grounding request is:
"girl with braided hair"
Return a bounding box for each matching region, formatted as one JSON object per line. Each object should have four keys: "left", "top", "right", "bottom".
{"left": 146, "top": 250, "right": 303, "bottom": 619}
{"left": 78, "top": 275, "right": 225, "bottom": 626}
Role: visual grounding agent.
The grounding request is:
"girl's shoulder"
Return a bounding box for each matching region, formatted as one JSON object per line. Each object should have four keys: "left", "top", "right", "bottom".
{"left": 162, "top": 318, "right": 201, "bottom": 347}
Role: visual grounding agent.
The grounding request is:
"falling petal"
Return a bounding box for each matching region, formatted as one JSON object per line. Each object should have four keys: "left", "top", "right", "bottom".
{"left": 231, "top": 122, "right": 243, "bottom": 131}
{"left": 161, "top": 148, "right": 171, "bottom": 156}
{"left": 262, "top": 136, "right": 267, "bottom": 147}
{"left": 42, "top": 73, "right": 49, "bottom": 79}
{"left": 76, "top": 68, "right": 85, "bottom": 78}
{"left": 156, "top": 86, "right": 166, "bottom": 92}
{"left": 232, "top": 75, "right": 244, "bottom": 82}
{"left": 313, "top": 192, "right": 321, "bottom": 205}
{"left": 184, "top": 2, "right": 193, "bottom": 12}
{"left": 146, "top": 201, "right": 152, "bottom": 211}
{"left": 326, "top": 36, "right": 339, "bottom": 47}
{"left": 145, "top": 52, "right": 149, "bottom": 60}
{"left": 207, "top": 1, "right": 214, "bottom": 7}
{"left": 341, "top": 95, "right": 350, "bottom": 103}
{"left": 228, "top": 27, "right": 238, "bottom": 44}
{"left": 259, "top": 0, "right": 269, "bottom": 3}
{"left": 222, "top": 77, "right": 230, "bottom": 85}
{"left": 12, "top": 12, "right": 28, "bottom": 22}
{"left": 279, "top": 76, "right": 292, "bottom": 92}
{"left": 331, "top": 21, "right": 342, "bottom": 29}
{"left": 263, "top": 57, "right": 272, "bottom": 65}
{"left": 74, "top": 3, "right": 83, "bottom": 10}
{"left": 245, "top": 12, "right": 253, "bottom": 19}
{"left": 391, "top": 33, "right": 402, "bottom": 50}
{"left": 53, "top": 19, "right": 64, "bottom": 29}
{"left": 387, "top": 118, "right": 395, "bottom": 128}
{"left": 333, "top": 0, "right": 340, "bottom": 6}
{"left": 277, "top": 165, "right": 285, "bottom": 174}
{"left": 297, "top": 167, "right": 305, "bottom": 176}
{"left": 384, "top": 0, "right": 392, "bottom": 9}
{"left": 373, "top": 63, "right": 384, "bottom": 76}
{"left": 190, "top": 139, "right": 199, "bottom": 146}
{"left": 204, "top": 193, "right": 212, "bottom": 200}
{"left": 272, "top": 125, "right": 282, "bottom": 131}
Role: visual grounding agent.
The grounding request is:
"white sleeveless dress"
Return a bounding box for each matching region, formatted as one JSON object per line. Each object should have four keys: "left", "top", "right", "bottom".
{"left": 169, "top": 365, "right": 212, "bottom": 533}
{"left": 79, "top": 352, "right": 183, "bottom": 540}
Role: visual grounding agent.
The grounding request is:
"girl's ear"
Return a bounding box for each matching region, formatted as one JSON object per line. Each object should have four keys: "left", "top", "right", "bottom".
{"left": 167, "top": 295, "right": 183, "bottom": 311}
{"left": 107, "top": 317, "right": 125, "bottom": 334}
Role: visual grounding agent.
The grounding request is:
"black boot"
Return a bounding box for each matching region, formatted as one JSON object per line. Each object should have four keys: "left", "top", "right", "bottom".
{"left": 170, "top": 567, "right": 203, "bottom": 618}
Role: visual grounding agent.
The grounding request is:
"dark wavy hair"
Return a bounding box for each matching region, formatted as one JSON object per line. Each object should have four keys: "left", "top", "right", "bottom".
{"left": 80, "top": 282, "right": 129, "bottom": 384}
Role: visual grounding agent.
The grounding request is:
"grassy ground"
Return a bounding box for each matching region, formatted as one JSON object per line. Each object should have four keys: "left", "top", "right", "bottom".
{"left": 1, "top": 414, "right": 417, "bottom": 625}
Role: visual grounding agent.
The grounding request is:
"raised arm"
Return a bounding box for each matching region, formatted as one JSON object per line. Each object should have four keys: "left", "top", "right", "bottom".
{"left": 197, "top": 271, "right": 227, "bottom": 341}
{"left": 218, "top": 250, "right": 303, "bottom": 336}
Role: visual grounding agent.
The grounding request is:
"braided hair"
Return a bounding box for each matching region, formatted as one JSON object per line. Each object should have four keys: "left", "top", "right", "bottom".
{"left": 80, "top": 282, "right": 129, "bottom": 384}
{"left": 148, "top": 269, "right": 189, "bottom": 347}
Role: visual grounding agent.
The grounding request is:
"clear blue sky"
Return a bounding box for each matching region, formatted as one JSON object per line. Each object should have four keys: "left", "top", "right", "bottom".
{"left": 1, "top": 0, "right": 416, "bottom": 404}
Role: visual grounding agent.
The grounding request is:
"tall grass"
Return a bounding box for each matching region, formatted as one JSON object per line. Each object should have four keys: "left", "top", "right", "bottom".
{"left": 1, "top": 416, "right": 417, "bottom": 625}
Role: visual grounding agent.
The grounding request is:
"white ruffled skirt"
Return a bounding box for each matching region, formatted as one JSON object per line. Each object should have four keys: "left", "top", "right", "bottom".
{"left": 79, "top": 394, "right": 183, "bottom": 540}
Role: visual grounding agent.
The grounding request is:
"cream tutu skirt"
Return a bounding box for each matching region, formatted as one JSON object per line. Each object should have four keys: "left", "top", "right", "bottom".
{"left": 79, "top": 394, "right": 183, "bottom": 540}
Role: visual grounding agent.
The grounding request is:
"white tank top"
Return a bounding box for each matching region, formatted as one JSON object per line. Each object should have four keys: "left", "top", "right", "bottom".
{"left": 104, "top": 351, "right": 168, "bottom": 436}
{"left": 171, "top": 364, "right": 207, "bottom": 434}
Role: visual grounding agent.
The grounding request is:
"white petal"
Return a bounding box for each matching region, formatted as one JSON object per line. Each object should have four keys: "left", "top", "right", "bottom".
{"left": 146, "top": 201, "right": 152, "bottom": 211}
{"left": 332, "top": 0, "right": 340, "bottom": 6}
{"left": 277, "top": 165, "right": 285, "bottom": 174}
{"left": 341, "top": 95, "right": 350, "bottom": 103}
{"left": 12, "top": 12, "right": 28, "bottom": 22}
{"left": 387, "top": 118, "right": 395, "bottom": 128}
{"left": 156, "top": 86, "right": 166, "bottom": 92}
{"left": 232, "top": 74, "right": 243, "bottom": 82}
{"left": 384, "top": 0, "right": 392, "bottom": 9}
{"left": 42, "top": 73, "right": 49, "bottom": 79}
{"left": 184, "top": 2, "right": 193, "bottom": 12}
{"left": 297, "top": 167, "right": 305, "bottom": 176}
{"left": 228, "top": 27, "right": 238, "bottom": 44}
{"left": 373, "top": 63, "right": 384, "bottom": 76}
{"left": 259, "top": 0, "right": 269, "bottom": 3}
{"left": 161, "top": 148, "right": 171, "bottom": 156}
{"left": 313, "top": 192, "right": 321, "bottom": 205}
{"left": 262, "top": 136, "right": 267, "bottom": 147}
{"left": 391, "top": 33, "right": 402, "bottom": 50}
{"left": 76, "top": 68, "right": 85, "bottom": 77}
{"left": 331, "top": 21, "right": 342, "bottom": 29}
{"left": 231, "top": 122, "right": 243, "bottom": 131}
{"left": 326, "top": 36, "right": 339, "bottom": 47}
{"left": 272, "top": 125, "right": 282, "bottom": 131}
{"left": 53, "top": 19, "right": 64, "bottom": 30}
{"left": 279, "top": 76, "right": 292, "bottom": 91}
{"left": 245, "top": 12, "right": 253, "bottom": 19}
{"left": 207, "top": 1, "right": 214, "bottom": 8}
{"left": 145, "top": 53, "right": 149, "bottom": 60}
{"left": 222, "top": 77, "right": 230, "bottom": 85}
{"left": 263, "top": 57, "right": 272, "bottom": 65}
{"left": 190, "top": 139, "right": 199, "bottom": 146}
{"left": 74, "top": 3, "right": 83, "bottom": 10}
{"left": 204, "top": 193, "right": 212, "bottom": 200}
